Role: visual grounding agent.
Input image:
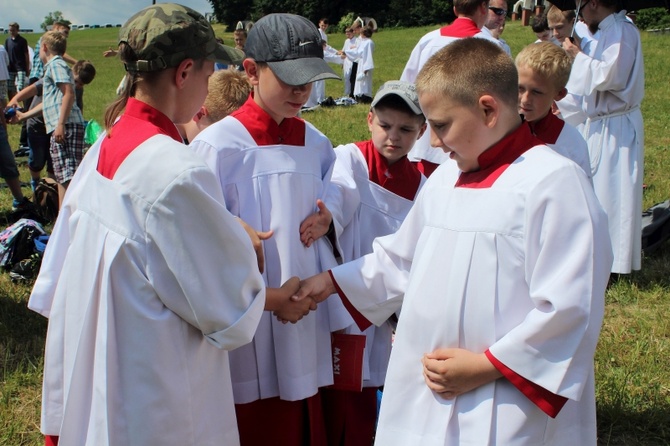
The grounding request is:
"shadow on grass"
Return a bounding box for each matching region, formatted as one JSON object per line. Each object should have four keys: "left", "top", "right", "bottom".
{"left": 0, "top": 280, "right": 47, "bottom": 373}
{"left": 598, "top": 404, "right": 670, "bottom": 445}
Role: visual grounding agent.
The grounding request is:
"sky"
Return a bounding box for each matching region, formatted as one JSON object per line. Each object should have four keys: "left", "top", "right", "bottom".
{"left": 4, "top": 0, "right": 215, "bottom": 33}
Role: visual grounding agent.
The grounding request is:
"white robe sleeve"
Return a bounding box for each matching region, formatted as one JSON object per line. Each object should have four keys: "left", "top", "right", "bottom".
{"left": 567, "top": 16, "right": 638, "bottom": 97}
{"left": 330, "top": 184, "right": 427, "bottom": 326}
{"left": 145, "top": 165, "right": 266, "bottom": 350}
{"left": 488, "top": 165, "right": 612, "bottom": 400}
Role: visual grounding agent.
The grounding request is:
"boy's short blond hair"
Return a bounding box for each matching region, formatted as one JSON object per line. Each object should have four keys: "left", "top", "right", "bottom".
{"left": 42, "top": 30, "right": 68, "bottom": 56}
{"left": 546, "top": 5, "right": 576, "bottom": 23}
{"left": 204, "top": 69, "right": 251, "bottom": 122}
{"left": 515, "top": 42, "right": 572, "bottom": 92}
{"left": 416, "top": 38, "right": 518, "bottom": 110}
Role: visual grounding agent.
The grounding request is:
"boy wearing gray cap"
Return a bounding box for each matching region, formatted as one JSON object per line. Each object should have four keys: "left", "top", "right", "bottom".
{"left": 299, "top": 81, "right": 426, "bottom": 445}
{"left": 30, "top": 5, "right": 311, "bottom": 446}
{"left": 190, "top": 13, "right": 344, "bottom": 445}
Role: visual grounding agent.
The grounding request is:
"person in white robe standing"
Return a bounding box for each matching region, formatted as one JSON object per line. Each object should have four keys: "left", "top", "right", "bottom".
{"left": 28, "top": 5, "right": 312, "bottom": 446}
{"left": 294, "top": 38, "right": 612, "bottom": 446}
{"left": 399, "top": 0, "right": 499, "bottom": 176}
{"left": 343, "top": 25, "right": 375, "bottom": 103}
{"left": 561, "top": 0, "right": 644, "bottom": 274}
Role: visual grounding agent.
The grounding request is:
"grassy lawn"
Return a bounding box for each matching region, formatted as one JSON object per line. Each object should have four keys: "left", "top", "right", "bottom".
{"left": 1, "top": 20, "right": 669, "bottom": 445}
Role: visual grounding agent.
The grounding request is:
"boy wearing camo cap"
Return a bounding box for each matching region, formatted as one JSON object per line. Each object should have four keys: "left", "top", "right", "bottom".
{"left": 30, "top": 5, "right": 312, "bottom": 446}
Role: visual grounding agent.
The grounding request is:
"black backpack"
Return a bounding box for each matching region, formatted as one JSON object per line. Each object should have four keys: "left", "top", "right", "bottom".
{"left": 641, "top": 200, "right": 670, "bottom": 255}
{"left": 33, "top": 178, "right": 60, "bottom": 223}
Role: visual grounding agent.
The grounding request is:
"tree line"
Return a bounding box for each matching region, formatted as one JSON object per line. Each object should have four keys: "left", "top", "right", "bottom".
{"left": 208, "top": 0, "right": 457, "bottom": 31}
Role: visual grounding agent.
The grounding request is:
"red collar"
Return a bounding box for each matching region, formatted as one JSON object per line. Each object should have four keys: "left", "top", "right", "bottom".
{"left": 231, "top": 95, "right": 306, "bottom": 146}
{"left": 440, "top": 17, "right": 482, "bottom": 38}
{"left": 98, "top": 98, "right": 182, "bottom": 179}
{"left": 456, "top": 122, "right": 542, "bottom": 188}
{"left": 527, "top": 112, "right": 564, "bottom": 145}
{"left": 355, "top": 140, "right": 422, "bottom": 200}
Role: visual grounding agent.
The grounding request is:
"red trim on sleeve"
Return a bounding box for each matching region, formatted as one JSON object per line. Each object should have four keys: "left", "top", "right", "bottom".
{"left": 45, "top": 435, "right": 59, "bottom": 446}
{"left": 328, "top": 270, "right": 373, "bottom": 331}
{"left": 485, "top": 349, "right": 567, "bottom": 418}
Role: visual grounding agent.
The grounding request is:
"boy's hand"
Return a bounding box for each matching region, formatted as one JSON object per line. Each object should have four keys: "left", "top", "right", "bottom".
{"left": 272, "top": 276, "right": 317, "bottom": 323}
{"left": 562, "top": 38, "right": 582, "bottom": 59}
{"left": 422, "top": 348, "right": 502, "bottom": 399}
{"left": 236, "top": 218, "right": 273, "bottom": 274}
{"left": 53, "top": 124, "right": 65, "bottom": 145}
{"left": 292, "top": 272, "right": 336, "bottom": 304}
{"left": 299, "top": 199, "right": 333, "bottom": 248}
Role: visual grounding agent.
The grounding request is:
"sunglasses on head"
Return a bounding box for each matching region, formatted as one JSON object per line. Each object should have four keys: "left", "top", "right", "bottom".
{"left": 489, "top": 6, "right": 507, "bottom": 16}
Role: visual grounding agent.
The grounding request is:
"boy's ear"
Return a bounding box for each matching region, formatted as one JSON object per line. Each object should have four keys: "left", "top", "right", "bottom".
{"left": 243, "top": 59, "right": 260, "bottom": 85}
{"left": 193, "top": 106, "right": 208, "bottom": 122}
{"left": 554, "top": 87, "right": 568, "bottom": 102}
{"left": 174, "top": 58, "right": 195, "bottom": 89}
{"left": 479, "top": 94, "right": 499, "bottom": 128}
{"left": 417, "top": 121, "right": 428, "bottom": 141}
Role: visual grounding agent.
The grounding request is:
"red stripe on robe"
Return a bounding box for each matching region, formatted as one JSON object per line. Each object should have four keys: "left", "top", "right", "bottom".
{"left": 97, "top": 98, "right": 183, "bottom": 179}
{"left": 456, "top": 122, "right": 543, "bottom": 188}
{"left": 528, "top": 111, "right": 565, "bottom": 145}
{"left": 231, "top": 95, "right": 306, "bottom": 146}
{"left": 355, "top": 140, "right": 422, "bottom": 200}
{"left": 440, "top": 17, "right": 483, "bottom": 38}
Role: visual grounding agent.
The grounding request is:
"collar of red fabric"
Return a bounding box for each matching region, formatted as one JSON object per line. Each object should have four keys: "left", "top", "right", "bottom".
{"left": 456, "top": 122, "right": 542, "bottom": 188}
{"left": 97, "top": 98, "right": 182, "bottom": 179}
{"left": 355, "top": 140, "right": 422, "bottom": 200}
{"left": 231, "top": 94, "right": 306, "bottom": 146}
{"left": 440, "top": 17, "right": 482, "bottom": 38}
{"left": 527, "top": 111, "right": 564, "bottom": 145}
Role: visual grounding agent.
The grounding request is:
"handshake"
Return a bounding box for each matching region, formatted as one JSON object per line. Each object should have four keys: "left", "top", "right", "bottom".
{"left": 271, "top": 272, "right": 337, "bottom": 324}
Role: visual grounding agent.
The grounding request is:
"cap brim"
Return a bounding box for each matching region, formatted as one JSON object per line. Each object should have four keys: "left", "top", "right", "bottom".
{"left": 267, "top": 58, "right": 341, "bottom": 86}
{"left": 371, "top": 91, "right": 423, "bottom": 115}
{"left": 209, "top": 43, "right": 245, "bottom": 65}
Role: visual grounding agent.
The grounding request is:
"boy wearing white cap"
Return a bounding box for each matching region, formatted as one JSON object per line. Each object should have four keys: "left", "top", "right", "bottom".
{"left": 299, "top": 80, "right": 427, "bottom": 445}
{"left": 189, "top": 13, "right": 346, "bottom": 445}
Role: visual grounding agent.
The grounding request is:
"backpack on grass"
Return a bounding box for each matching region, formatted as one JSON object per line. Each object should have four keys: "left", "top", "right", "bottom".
{"left": 33, "top": 178, "right": 60, "bottom": 223}
{"left": 0, "top": 219, "right": 49, "bottom": 281}
{"left": 641, "top": 199, "right": 670, "bottom": 255}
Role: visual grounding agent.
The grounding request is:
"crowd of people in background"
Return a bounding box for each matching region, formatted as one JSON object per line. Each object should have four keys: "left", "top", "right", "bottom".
{"left": 0, "top": 0, "right": 647, "bottom": 444}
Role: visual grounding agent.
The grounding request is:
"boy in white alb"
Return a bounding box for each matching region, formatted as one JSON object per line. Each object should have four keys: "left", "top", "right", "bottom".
{"left": 342, "top": 25, "right": 375, "bottom": 103}
{"left": 562, "top": 0, "right": 644, "bottom": 274}
{"left": 190, "top": 13, "right": 347, "bottom": 445}
{"left": 295, "top": 38, "right": 612, "bottom": 446}
{"left": 28, "top": 5, "right": 311, "bottom": 446}
{"left": 515, "top": 42, "right": 591, "bottom": 179}
{"left": 400, "top": 0, "right": 498, "bottom": 176}
{"left": 299, "top": 80, "right": 427, "bottom": 445}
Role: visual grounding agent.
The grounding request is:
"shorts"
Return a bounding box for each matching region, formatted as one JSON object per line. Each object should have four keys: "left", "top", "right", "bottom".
{"left": 0, "top": 80, "right": 7, "bottom": 103}
{"left": 0, "top": 125, "right": 20, "bottom": 179}
{"left": 50, "top": 122, "right": 85, "bottom": 184}
{"left": 8, "top": 71, "right": 27, "bottom": 94}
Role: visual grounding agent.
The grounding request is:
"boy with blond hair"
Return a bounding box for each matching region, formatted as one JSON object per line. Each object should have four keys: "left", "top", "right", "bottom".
{"left": 295, "top": 38, "right": 612, "bottom": 445}
{"left": 40, "top": 30, "right": 85, "bottom": 203}
{"left": 190, "top": 13, "right": 348, "bottom": 445}
{"left": 180, "top": 69, "right": 251, "bottom": 142}
{"left": 516, "top": 42, "right": 591, "bottom": 178}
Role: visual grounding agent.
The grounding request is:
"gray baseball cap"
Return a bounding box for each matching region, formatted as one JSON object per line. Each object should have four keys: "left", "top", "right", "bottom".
{"left": 244, "top": 13, "right": 340, "bottom": 86}
{"left": 371, "top": 81, "right": 423, "bottom": 116}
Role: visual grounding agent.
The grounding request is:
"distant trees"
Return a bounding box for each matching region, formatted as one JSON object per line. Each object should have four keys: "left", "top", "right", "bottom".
{"left": 208, "top": 0, "right": 455, "bottom": 31}
{"left": 40, "top": 11, "right": 71, "bottom": 31}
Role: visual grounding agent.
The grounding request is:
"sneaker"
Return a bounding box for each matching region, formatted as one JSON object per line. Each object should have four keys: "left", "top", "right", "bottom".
{"left": 13, "top": 146, "right": 31, "bottom": 157}
{"left": 9, "top": 253, "right": 42, "bottom": 282}
{"left": 12, "top": 197, "right": 33, "bottom": 211}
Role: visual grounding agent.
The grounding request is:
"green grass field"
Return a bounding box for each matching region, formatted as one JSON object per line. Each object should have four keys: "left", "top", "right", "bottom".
{"left": 1, "top": 21, "right": 669, "bottom": 445}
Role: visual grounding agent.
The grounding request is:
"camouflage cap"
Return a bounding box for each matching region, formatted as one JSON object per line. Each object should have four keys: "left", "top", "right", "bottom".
{"left": 119, "top": 3, "right": 243, "bottom": 72}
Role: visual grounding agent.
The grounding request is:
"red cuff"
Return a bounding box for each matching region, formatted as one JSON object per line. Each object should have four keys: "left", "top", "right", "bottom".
{"left": 328, "top": 270, "right": 373, "bottom": 331}
{"left": 45, "top": 436, "right": 59, "bottom": 446}
{"left": 485, "top": 349, "right": 567, "bottom": 418}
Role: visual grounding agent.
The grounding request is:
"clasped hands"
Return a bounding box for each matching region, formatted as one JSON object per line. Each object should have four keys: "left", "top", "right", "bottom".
{"left": 272, "top": 271, "right": 336, "bottom": 324}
